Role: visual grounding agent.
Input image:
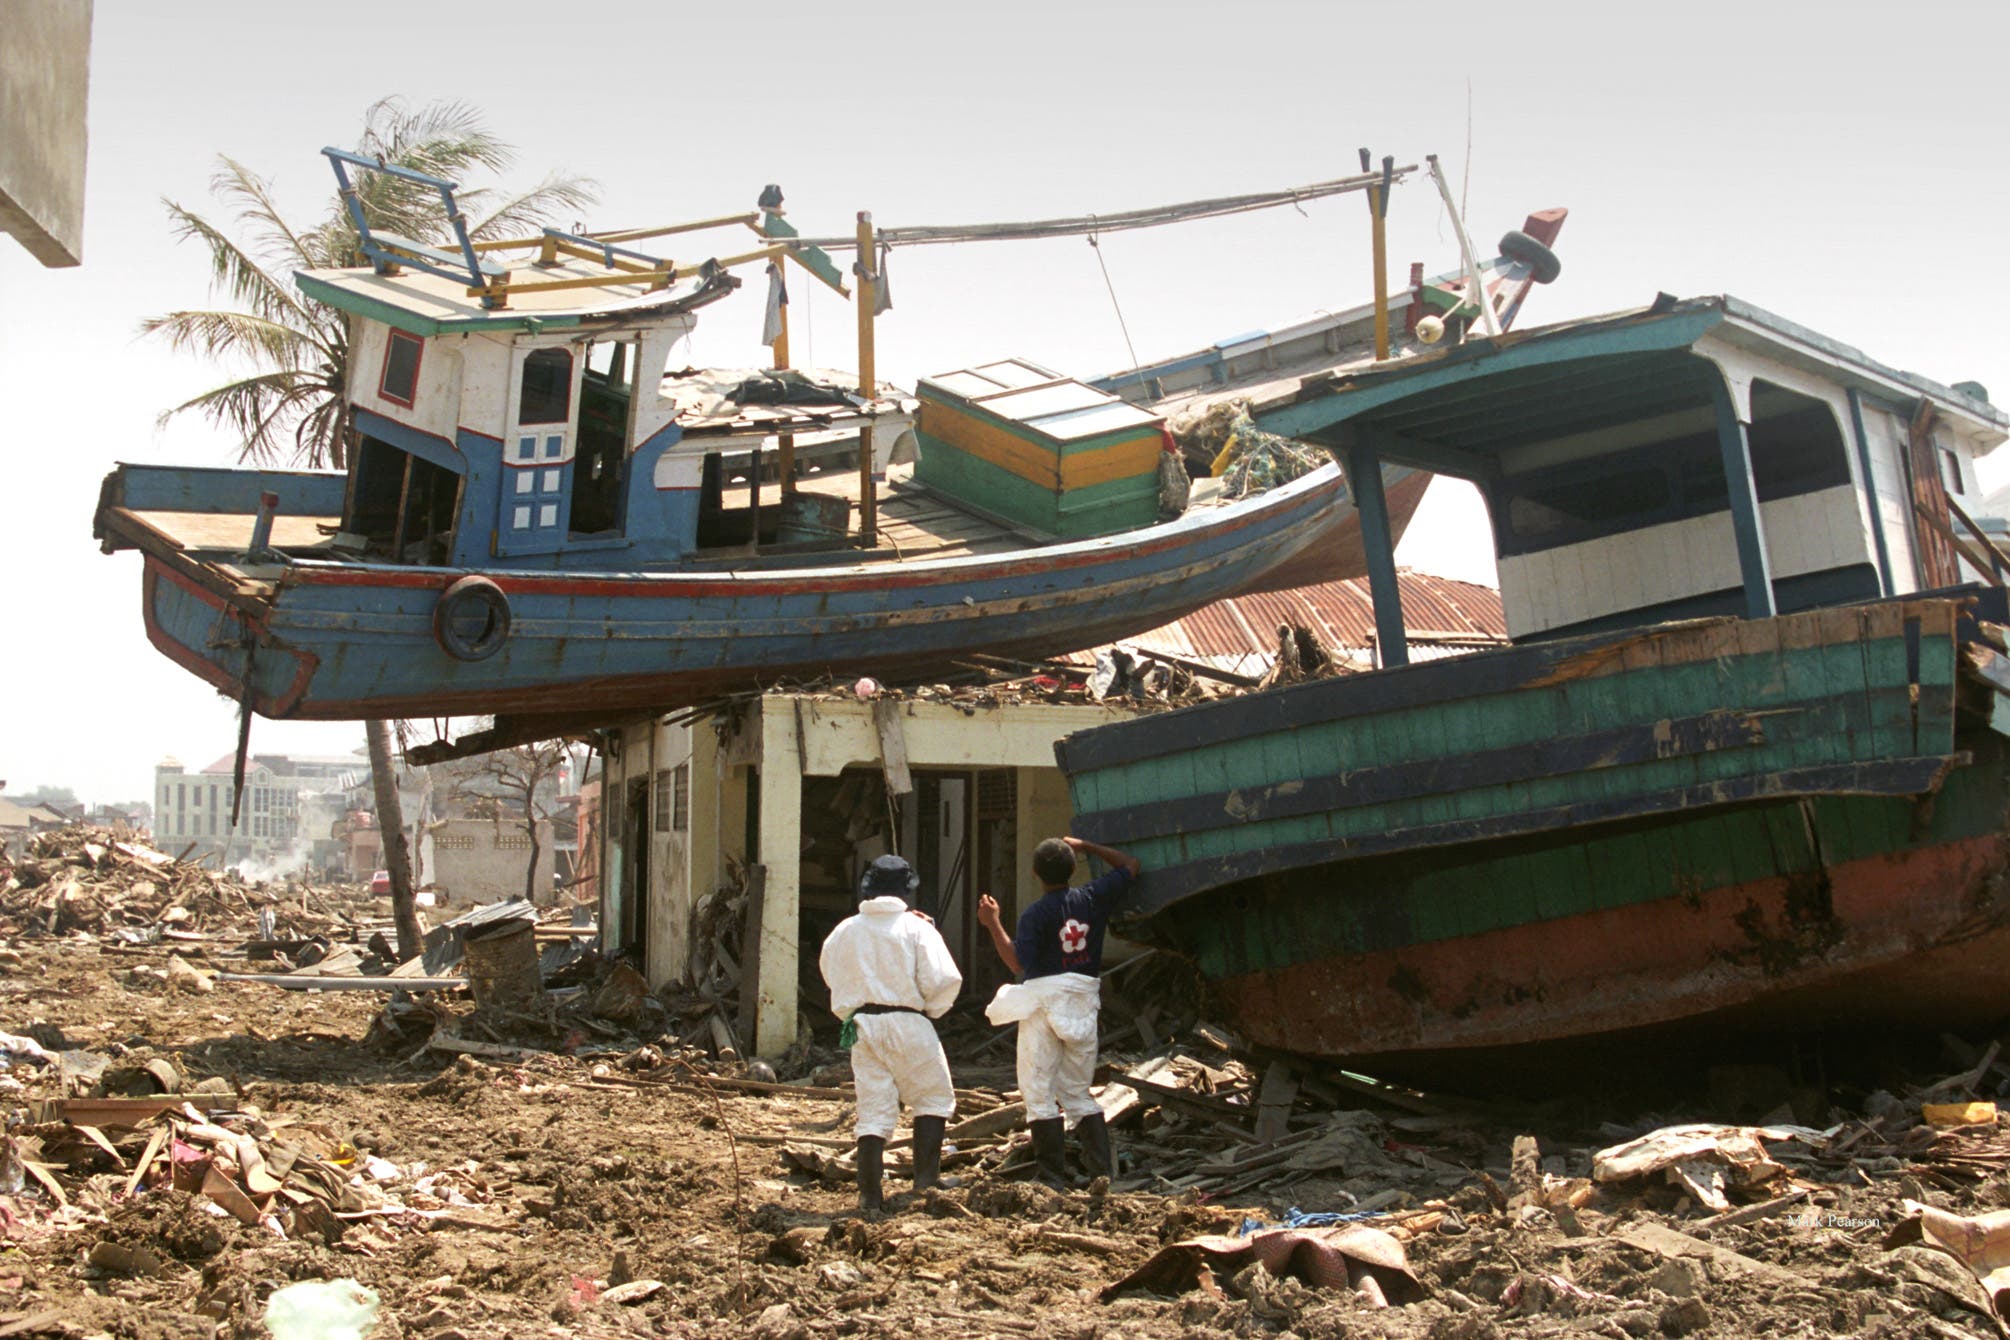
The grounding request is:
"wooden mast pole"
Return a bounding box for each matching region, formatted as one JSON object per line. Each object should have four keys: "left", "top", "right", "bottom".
{"left": 855, "top": 211, "right": 878, "bottom": 547}
{"left": 1361, "top": 149, "right": 1390, "bottom": 361}
{"left": 773, "top": 276, "right": 795, "bottom": 497}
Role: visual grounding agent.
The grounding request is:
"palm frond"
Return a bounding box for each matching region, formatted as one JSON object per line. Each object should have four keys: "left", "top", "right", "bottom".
{"left": 211, "top": 156, "right": 318, "bottom": 274}
{"left": 464, "top": 172, "right": 601, "bottom": 241}
{"left": 160, "top": 199, "right": 318, "bottom": 331}
{"left": 139, "top": 309, "right": 330, "bottom": 371}
{"left": 360, "top": 97, "right": 510, "bottom": 176}
{"left": 295, "top": 394, "right": 351, "bottom": 470}
{"left": 155, "top": 369, "right": 322, "bottom": 467}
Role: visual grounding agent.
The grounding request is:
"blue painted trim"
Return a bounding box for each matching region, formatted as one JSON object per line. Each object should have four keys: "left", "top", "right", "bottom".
{"left": 1089, "top": 350, "right": 1219, "bottom": 392}
{"left": 1848, "top": 388, "right": 1896, "bottom": 597}
{"left": 106, "top": 464, "right": 347, "bottom": 517}
{"left": 1258, "top": 308, "right": 1726, "bottom": 441}
{"left": 352, "top": 408, "right": 465, "bottom": 477}
{"left": 1712, "top": 379, "right": 1777, "bottom": 619}
{"left": 322, "top": 147, "right": 493, "bottom": 305}
{"left": 1347, "top": 443, "right": 1407, "bottom": 666}
{"left": 623, "top": 421, "right": 694, "bottom": 558}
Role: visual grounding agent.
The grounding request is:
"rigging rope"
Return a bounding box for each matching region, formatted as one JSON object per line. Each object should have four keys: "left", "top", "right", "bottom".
{"left": 780, "top": 166, "right": 1415, "bottom": 250}
{"left": 1087, "top": 224, "right": 1141, "bottom": 375}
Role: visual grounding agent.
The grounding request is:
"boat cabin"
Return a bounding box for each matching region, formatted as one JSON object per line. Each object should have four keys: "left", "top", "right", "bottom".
{"left": 283, "top": 149, "right": 915, "bottom": 572}
{"left": 301, "top": 266, "right": 913, "bottom": 572}
{"left": 1254, "top": 295, "right": 2010, "bottom": 659}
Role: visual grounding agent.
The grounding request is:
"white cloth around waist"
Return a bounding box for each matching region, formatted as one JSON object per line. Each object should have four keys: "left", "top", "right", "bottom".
{"left": 986, "top": 972, "right": 1100, "bottom": 1044}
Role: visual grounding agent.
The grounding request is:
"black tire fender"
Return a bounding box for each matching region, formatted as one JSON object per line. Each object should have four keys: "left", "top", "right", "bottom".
{"left": 433, "top": 575, "right": 511, "bottom": 662}
{"left": 1498, "top": 229, "right": 1562, "bottom": 284}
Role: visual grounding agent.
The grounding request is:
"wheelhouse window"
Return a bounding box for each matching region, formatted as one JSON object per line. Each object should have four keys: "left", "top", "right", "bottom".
{"left": 520, "top": 348, "right": 574, "bottom": 425}
{"left": 379, "top": 329, "right": 423, "bottom": 407}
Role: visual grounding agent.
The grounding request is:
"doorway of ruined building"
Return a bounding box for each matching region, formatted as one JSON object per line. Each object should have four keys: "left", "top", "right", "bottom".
{"left": 789, "top": 765, "right": 1018, "bottom": 1013}
{"left": 622, "top": 777, "right": 650, "bottom": 978}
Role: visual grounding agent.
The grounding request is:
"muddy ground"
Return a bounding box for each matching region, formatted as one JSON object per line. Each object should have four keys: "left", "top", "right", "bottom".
{"left": 4, "top": 933, "right": 2008, "bottom": 1340}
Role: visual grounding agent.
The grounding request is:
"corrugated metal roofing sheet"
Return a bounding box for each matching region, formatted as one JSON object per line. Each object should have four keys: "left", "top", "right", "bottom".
{"left": 1064, "top": 569, "right": 1505, "bottom": 675}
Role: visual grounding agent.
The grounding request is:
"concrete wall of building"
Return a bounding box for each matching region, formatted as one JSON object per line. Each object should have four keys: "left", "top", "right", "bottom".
{"left": 429, "top": 816, "right": 555, "bottom": 905}
{"left": 0, "top": 0, "right": 90, "bottom": 266}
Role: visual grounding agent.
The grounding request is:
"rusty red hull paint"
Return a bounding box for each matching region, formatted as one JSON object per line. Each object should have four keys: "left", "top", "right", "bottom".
{"left": 1214, "top": 830, "right": 2010, "bottom": 1067}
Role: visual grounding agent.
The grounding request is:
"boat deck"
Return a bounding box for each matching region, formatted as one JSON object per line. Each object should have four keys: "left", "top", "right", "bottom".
{"left": 96, "top": 463, "right": 1069, "bottom": 572}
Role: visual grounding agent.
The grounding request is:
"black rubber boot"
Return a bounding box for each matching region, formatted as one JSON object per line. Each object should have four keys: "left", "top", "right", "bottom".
{"left": 1074, "top": 1111, "right": 1113, "bottom": 1180}
{"left": 856, "top": 1135, "right": 885, "bottom": 1215}
{"left": 911, "top": 1115, "right": 958, "bottom": 1192}
{"left": 1029, "top": 1118, "right": 1068, "bottom": 1190}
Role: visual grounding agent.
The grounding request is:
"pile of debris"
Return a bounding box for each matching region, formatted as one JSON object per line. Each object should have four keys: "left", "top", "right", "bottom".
{"left": 6, "top": 1087, "right": 506, "bottom": 1261}
{"left": 0, "top": 824, "right": 375, "bottom": 942}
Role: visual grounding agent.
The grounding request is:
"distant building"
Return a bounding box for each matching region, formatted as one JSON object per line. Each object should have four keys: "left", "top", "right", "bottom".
{"left": 152, "top": 752, "right": 359, "bottom": 874}
{"left": 0, "top": 795, "right": 70, "bottom": 858}
{"left": 420, "top": 816, "right": 557, "bottom": 906}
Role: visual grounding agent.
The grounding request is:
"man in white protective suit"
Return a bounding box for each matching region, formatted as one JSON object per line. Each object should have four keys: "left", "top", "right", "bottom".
{"left": 818, "top": 854, "right": 963, "bottom": 1215}
{"left": 976, "top": 833, "right": 1140, "bottom": 1190}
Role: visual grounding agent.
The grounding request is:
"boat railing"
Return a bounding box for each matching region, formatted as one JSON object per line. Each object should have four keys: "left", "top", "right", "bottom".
{"left": 322, "top": 147, "right": 500, "bottom": 304}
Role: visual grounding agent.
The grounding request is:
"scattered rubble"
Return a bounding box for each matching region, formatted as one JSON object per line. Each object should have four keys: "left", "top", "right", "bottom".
{"left": 5, "top": 831, "right": 2010, "bottom": 1338}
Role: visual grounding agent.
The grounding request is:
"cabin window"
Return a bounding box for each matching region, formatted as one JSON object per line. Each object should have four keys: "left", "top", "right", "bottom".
{"left": 574, "top": 339, "right": 635, "bottom": 537}
{"left": 519, "top": 348, "right": 573, "bottom": 425}
{"left": 1745, "top": 387, "right": 1851, "bottom": 501}
{"left": 1506, "top": 468, "right": 1670, "bottom": 540}
{"left": 379, "top": 329, "right": 423, "bottom": 407}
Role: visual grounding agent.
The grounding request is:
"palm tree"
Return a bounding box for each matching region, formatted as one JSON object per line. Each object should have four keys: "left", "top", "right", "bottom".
{"left": 144, "top": 96, "right": 597, "bottom": 468}
{"left": 148, "top": 99, "right": 596, "bottom": 957}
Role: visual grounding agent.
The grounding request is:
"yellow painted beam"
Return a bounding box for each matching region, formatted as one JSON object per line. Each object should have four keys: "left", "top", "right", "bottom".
{"left": 590, "top": 212, "right": 760, "bottom": 244}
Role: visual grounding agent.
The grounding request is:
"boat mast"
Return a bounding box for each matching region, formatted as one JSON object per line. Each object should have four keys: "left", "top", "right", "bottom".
{"left": 855, "top": 211, "right": 879, "bottom": 547}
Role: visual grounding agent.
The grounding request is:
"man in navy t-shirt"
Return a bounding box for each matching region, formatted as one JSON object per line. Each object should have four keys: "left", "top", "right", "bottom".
{"left": 977, "top": 833, "right": 1140, "bottom": 1188}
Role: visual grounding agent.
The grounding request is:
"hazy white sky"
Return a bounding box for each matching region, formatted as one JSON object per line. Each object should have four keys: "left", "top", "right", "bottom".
{"left": 4, "top": 0, "right": 2007, "bottom": 803}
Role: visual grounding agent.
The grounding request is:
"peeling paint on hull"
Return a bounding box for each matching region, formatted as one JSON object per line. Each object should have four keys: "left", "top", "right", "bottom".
{"left": 1212, "top": 824, "right": 2010, "bottom": 1068}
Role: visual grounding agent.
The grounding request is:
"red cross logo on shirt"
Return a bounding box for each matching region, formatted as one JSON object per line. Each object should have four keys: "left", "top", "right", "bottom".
{"left": 1060, "top": 919, "right": 1090, "bottom": 954}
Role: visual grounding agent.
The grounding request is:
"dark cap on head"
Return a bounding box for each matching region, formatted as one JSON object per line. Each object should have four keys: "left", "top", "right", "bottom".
{"left": 860, "top": 854, "right": 920, "bottom": 903}
{"left": 1032, "top": 838, "right": 1076, "bottom": 886}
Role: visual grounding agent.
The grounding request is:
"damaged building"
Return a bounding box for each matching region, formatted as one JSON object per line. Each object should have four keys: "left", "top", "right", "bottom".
{"left": 584, "top": 571, "right": 1506, "bottom": 1055}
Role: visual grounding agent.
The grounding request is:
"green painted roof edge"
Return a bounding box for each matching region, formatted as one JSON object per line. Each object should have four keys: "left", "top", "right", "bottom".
{"left": 1257, "top": 307, "right": 1724, "bottom": 440}
{"left": 295, "top": 272, "right": 582, "bottom": 337}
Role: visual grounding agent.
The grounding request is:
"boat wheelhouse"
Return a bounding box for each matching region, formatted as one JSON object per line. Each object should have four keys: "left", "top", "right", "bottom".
{"left": 1057, "top": 295, "right": 2010, "bottom": 1074}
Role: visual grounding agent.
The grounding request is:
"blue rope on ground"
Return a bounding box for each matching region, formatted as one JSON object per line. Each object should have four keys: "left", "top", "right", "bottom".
{"left": 1236, "top": 1206, "right": 1388, "bottom": 1236}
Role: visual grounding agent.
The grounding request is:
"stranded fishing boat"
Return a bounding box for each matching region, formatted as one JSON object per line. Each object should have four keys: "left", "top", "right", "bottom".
{"left": 1057, "top": 295, "right": 2010, "bottom": 1075}
{"left": 94, "top": 148, "right": 1565, "bottom": 749}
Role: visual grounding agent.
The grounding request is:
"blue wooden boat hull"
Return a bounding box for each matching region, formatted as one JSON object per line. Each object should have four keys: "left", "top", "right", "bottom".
{"left": 134, "top": 462, "right": 1349, "bottom": 721}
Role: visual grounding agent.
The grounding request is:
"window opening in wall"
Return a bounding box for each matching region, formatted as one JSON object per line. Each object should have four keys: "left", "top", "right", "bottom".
{"left": 379, "top": 329, "right": 423, "bottom": 407}
{"left": 520, "top": 348, "right": 573, "bottom": 425}
{"left": 573, "top": 340, "right": 633, "bottom": 537}
{"left": 1942, "top": 446, "right": 1963, "bottom": 496}
{"left": 673, "top": 763, "right": 690, "bottom": 832}
{"left": 654, "top": 769, "right": 672, "bottom": 832}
